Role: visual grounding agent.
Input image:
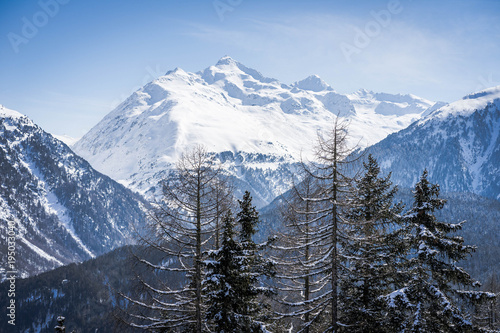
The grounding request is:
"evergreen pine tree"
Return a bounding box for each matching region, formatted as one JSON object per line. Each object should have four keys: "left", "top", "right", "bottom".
{"left": 237, "top": 191, "right": 275, "bottom": 332}
{"left": 339, "top": 154, "right": 403, "bottom": 332}
{"left": 475, "top": 274, "right": 499, "bottom": 331}
{"left": 204, "top": 211, "right": 245, "bottom": 332}
{"left": 204, "top": 191, "right": 274, "bottom": 333}
{"left": 383, "top": 170, "right": 493, "bottom": 332}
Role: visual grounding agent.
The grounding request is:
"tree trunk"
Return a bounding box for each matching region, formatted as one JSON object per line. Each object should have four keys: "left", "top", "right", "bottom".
{"left": 305, "top": 196, "right": 311, "bottom": 333}
{"left": 331, "top": 136, "right": 338, "bottom": 333}
{"left": 195, "top": 172, "right": 202, "bottom": 333}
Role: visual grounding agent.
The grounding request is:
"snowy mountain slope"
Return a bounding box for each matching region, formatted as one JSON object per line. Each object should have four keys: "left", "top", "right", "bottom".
{"left": 346, "top": 89, "right": 439, "bottom": 145}
{"left": 0, "top": 106, "right": 146, "bottom": 279}
{"left": 52, "top": 134, "right": 79, "bottom": 147}
{"left": 364, "top": 86, "right": 500, "bottom": 200}
{"left": 73, "top": 56, "right": 436, "bottom": 205}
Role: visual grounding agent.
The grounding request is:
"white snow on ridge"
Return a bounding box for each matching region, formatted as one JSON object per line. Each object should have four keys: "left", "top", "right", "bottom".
{"left": 23, "top": 155, "right": 96, "bottom": 258}
{"left": 73, "top": 56, "right": 438, "bottom": 194}
{"left": 427, "top": 85, "right": 500, "bottom": 120}
{"left": 293, "top": 75, "right": 332, "bottom": 92}
{"left": 75, "top": 57, "right": 338, "bottom": 184}
{"left": 347, "top": 89, "right": 435, "bottom": 116}
{"left": 46, "top": 192, "right": 95, "bottom": 258}
{"left": 346, "top": 89, "right": 436, "bottom": 146}
{"left": 20, "top": 237, "right": 64, "bottom": 266}
{"left": 0, "top": 105, "right": 25, "bottom": 119}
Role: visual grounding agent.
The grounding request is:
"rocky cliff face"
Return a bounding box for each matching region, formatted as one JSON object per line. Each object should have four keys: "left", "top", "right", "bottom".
{"left": 365, "top": 86, "right": 500, "bottom": 200}
{"left": 0, "top": 106, "right": 146, "bottom": 279}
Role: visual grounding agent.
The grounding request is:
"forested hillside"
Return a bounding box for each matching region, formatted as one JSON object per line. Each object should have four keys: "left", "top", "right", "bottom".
{"left": 6, "top": 147, "right": 500, "bottom": 332}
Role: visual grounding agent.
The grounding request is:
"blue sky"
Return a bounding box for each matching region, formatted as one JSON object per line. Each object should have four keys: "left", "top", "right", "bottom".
{"left": 1, "top": 0, "right": 500, "bottom": 138}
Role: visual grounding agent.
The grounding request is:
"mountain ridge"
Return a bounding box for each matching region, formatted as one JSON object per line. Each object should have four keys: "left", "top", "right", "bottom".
{"left": 73, "top": 56, "right": 437, "bottom": 204}
{"left": 0, "top": 106, "right": 147, "bottom": 279}
{"left": 364, "top": 85, "right": 500, "bottom": 201}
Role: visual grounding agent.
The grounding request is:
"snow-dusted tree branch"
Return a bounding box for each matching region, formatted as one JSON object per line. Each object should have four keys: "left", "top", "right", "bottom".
{"left": 119, "top": 145, "right": 232, "bottom": 332}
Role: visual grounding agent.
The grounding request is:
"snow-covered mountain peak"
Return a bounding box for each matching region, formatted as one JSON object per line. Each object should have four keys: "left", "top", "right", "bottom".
{"left": 351, "top": 88, "right": 375, "bottom": 97}
{"left": 347, "top": 89, "right": 435, "bottom": 116}
{"left": 165, "top": 67, "right": 188, "bottom": 76}
{"left": 73, "top": 57, "right": 437, "bottom": 202}
{"left": 207, "top": 56, "right": 278, "bottom": 85}
{"left": 215, "top": 55, "right": 238, "bottom": 66}
{"left": 463, "top": 85, "right": 500, "bottom": 101}
{"left": 366, "top": 85, "right": 500, "bottom": 201}
{"left": 293, "top": 75, "right": 333, "bottom": 92}
{"left": 0, "top": 107, "right": 146, "bottom": 278}
{"left": 424, "top": 86, "right": 500, "bottom": 121}
{"left": 0, "top": 105, "right": 26, "bottom": 120}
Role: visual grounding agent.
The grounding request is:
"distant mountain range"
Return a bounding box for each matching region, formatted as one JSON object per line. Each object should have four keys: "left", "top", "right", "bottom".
{"left": 365, "top": 86, "right": 500, "bottom": 201}
{"left": 1, "top": 56, "right": 499, "bottom": 281}
{"left": 0, "top": 106, "right": 147, "bottom": 279}
{"left": 72, "top": 56, "right": 437, "bottom": 206}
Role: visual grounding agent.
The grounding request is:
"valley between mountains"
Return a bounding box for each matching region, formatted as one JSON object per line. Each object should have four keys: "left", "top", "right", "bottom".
{"left": 1, "top": 56, "right": 499, "bottom": 332}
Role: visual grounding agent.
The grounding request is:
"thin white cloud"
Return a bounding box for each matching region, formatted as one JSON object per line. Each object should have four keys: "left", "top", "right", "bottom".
{"left": 37, "top": 91, "right": 112, "bottom": 110}
{"left": 182, "top": 13, "right": 470, "bottom": 100}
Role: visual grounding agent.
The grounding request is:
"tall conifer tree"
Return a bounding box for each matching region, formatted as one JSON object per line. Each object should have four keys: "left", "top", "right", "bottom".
{"left": 339, "top": 154, "right": 403, "bottom": 332}
{"left": 204, "top": 191, "right": 274, "bottom": 332}
{"left": 236, "top": 191, "right": 275, "bottom": 332}
{"left": 204, "top": 211, "right": 247, "bottom": 332}
{"left": 120, "top": 145, "right": 231, "bottom": 332}
{"left": 383, "top": 170, "right": 493, "bottom": 332}
{"left": 272, "top": 174, "right": 331, "bottom": 332}
{"left": 274, "top": 118, "right": 357, "bottom": 332}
